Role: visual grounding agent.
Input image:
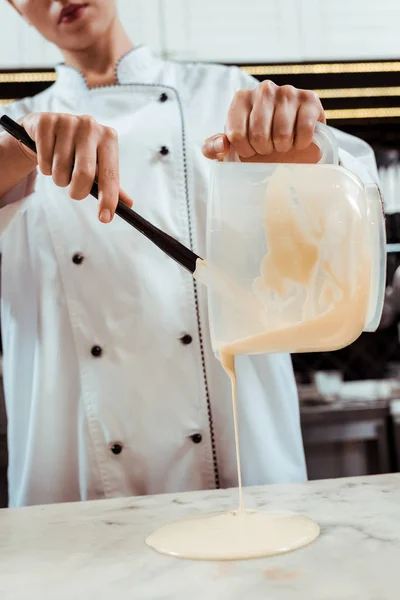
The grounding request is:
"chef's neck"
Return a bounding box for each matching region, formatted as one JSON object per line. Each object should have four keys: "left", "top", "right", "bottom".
{"left": 62, "top": 18, "right": 133, "bottom": 88}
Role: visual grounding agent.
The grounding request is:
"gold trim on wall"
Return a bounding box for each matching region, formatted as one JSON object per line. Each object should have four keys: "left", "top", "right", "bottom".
{"left": 325, "top": 107, "right": 400, "bottom": 120}
{"left": 243, "top": 62, "right": 400, "bottom": 76}
{"left": 316, "top": 86, "right": 400, "bottom": 99}
{"left": 0, "top": 72, "right": 56, "bottom": 84}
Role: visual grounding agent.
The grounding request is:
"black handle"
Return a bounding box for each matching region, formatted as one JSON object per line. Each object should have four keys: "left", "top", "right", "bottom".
{"left": 0, "top": 115, "right": 201, "bottom": 274}
{"left": 0, "top": 115, "right": 37, "bottom": 153}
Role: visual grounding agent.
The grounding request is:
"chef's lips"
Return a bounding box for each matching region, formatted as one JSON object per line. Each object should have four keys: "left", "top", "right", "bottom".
{"left": 0, "top": 115, "right": 202, "bottom": 275}
{"left": 58, "top": 3, "right": 89, "bottom": 25}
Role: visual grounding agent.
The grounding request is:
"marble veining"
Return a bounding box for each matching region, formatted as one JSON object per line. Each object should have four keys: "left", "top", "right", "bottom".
{"left": 0, "top": 474, "right": 400, "bottom": 600}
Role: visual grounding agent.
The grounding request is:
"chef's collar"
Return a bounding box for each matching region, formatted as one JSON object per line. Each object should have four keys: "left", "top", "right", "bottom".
{"left": 54, "top": 45, "right": 162, "bottom": 91}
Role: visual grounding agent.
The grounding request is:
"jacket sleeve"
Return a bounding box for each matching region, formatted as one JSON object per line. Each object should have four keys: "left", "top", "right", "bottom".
{"left": 0, "top": 99, "right": 37, "bottom": 237}
{"left": 229, "top": 67, "right": 380, "bottom": 186}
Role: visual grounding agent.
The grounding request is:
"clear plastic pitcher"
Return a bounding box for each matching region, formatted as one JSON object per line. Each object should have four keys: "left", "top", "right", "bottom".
{"left": 204, "top": 123, "right": 386, "bottom": 356}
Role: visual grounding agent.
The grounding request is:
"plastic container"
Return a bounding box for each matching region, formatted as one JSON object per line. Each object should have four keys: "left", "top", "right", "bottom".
{"left": 205, "top": 123, "right": 386, "bottom": 356}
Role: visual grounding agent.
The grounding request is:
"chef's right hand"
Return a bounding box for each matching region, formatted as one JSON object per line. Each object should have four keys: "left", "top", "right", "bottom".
{"left": 20, "top": 112, "right": 133, "bottom": 223}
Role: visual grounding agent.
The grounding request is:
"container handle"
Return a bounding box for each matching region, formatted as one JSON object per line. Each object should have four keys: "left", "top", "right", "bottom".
{"left": 313, "top": 122, "right": 339, "bottom": 166}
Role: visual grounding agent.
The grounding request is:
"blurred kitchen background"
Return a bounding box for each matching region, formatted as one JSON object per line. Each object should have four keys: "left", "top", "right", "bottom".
{"left": 1, "top": 0, "right": 400, "bottom": 505}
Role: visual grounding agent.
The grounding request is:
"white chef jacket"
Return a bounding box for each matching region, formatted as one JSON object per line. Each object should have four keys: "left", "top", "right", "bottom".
{"left": 0, "top": 46, "right": 379, "bottom": 507}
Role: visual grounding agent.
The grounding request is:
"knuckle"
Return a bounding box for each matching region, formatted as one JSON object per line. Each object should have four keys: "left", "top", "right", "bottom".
{"left": 300, "top": 89, "right": 320, "bottom": 104}
{"left": 38, "top": 112, "right": 57, "bottom": 129}
{"left": 274, "top": 135, "right": 292, "bottom": 149}
{"left": 59, "top": 114, "right": 77, "bottom": 132}
{"left": 274, "top": 137, "right": 289, "bottom": 148}
{"left": 59, "top": 112, "right": 74, "bottom": 120}
{"left": 277, "top": 85, "right": 297, "bottom": 101}
{"left": 103, "top": 165, "right": 118, "bottom": 180}
{"left": 233, "top": 89, "right": 251, "bottom": 104}
{"left": 43, "top": 112, "right": 57, "bottom": 123}
{"left": 249, "top": 129, "right": 266, "bottom": 147}
{"left": 259, "top": 80, "right": 276, "bottom": 96}
{"left": 226, "top": 127, "right": 246, "bottom": 146}
{"left": 298, "top": 118, "right": 315, "bottom": 135}
{"left": 73, "top": 164, "right": 93, "bottom": 180}
{"left": 103, "top": 127, "right": 118, "bottom": 142}
{"left": 79, "top": 115, "right": 97, "bottom": 132}
{"left": 83, "top": 115, "right": 97, "bottom": 126}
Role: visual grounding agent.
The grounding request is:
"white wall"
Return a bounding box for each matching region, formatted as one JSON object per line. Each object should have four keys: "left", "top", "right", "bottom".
{"left": 162, "top": 0, "right": 301, "bottom": 62}
{"left": 163, "top": 0, "right": 400, "bottom": 62}
{"left": 300, "top": 0, "right": 400, "bottom": 61}
{"left": 0, "top": 0, "right": 61, "bottom": 67}
{"left": 117, "top": 0, "right": 163, "bottom": 56}
{"left": 0, "top": 0, "right": 400, "bottom": 67}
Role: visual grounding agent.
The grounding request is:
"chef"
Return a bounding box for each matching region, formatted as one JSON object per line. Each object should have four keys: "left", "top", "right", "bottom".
{"left": 0, "top": 0, "right": 379, "bottom": 507}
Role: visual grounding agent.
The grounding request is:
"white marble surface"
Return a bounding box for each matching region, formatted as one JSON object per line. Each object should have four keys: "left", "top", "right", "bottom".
{"left": 1, "top": 474, "right": 400, "bottom": 600}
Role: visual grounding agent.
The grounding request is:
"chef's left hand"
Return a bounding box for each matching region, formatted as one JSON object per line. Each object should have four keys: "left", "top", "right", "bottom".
{"left": 202, "top": 81, "right": 326, "bottom": 164}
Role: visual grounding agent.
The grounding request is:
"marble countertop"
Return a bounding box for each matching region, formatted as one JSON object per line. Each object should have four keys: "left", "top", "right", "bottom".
{"left": 1, "top": 474, "right": 399, "bottom": 600}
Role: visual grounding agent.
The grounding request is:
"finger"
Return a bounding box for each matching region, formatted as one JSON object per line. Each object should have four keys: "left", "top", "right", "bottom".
{"left": 69, "top": 133, "right": 97, "bottom": 202}
{"left": 97, "top": 128, "right": 119, "bottom": 223}
{"left": 225, "top": 90, "right": 255, "bottom": 158}
{"left": 52, "top": 118, "right": 75, "bottom": 187}
{"left": 202, "top": 134, "right": 230, "bottom": 161}
{"left": 27, "top": 113, "right": 57, "bottom": 176}
{"left": 271, "top": 86, "right": 298, "bottom": 153}
{"left": 119, "top": 188, "right": 133, "bottom": 209}
{"left": 248, "top": 81, "right": 276, "bottom": 155}
{"left": 294, "top": 92, "right": 325, "bottom": 151}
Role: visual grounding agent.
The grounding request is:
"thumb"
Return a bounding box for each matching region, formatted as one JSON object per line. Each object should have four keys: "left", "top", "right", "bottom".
{"left": 202, "top": 133, "right": 230, "bottom": 161}
{"left": 119, "top": 188, "right": 133, "bottom": 209}
{"left": 98, "top": 188, "right": 133, "bottom": 223}
{"left": 16, "top": 114, "right": 39, "bottom": 162}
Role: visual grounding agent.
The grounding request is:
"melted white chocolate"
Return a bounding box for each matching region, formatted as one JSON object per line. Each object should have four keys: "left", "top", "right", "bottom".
{"left": 146, "top": 510, "right": 320, "bottom": 561}
{"left": 146, "top": 344, "right": 320, "bottom": 560}
{"left": 146, "top": 349, "right": 320, "bottom": 560}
